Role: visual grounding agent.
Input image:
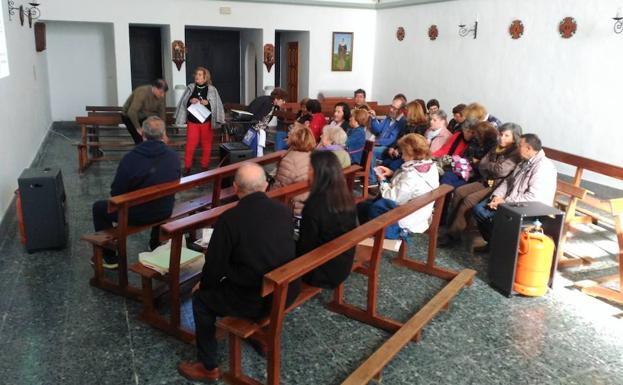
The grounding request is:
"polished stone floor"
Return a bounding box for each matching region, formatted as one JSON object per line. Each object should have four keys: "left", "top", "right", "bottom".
{"left": 0, "top": 126, "right": 621, "bottom": 385}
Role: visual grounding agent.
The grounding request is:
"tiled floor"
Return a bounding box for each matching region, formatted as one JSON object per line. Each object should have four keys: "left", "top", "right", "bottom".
{"left": 0, "top": 126, "right": 621, "bottom": 385}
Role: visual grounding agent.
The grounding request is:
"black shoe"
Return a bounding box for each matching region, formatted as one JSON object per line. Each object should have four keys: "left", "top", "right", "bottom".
{"left": 438, "top": 234, "right": 459, "bottom": 248}
{"left": 183, "top": 168, "right": 191, "bottom": 177}
{"left": 102, "top": 254, "right": 119, "bottom": 269}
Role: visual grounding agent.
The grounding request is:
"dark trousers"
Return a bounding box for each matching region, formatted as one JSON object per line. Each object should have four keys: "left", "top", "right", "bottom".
{"left": 357, "top": 198, "right": 402, "bottom": 239}
{"left": 121, "top": 114, "right": 144, "bottom": 144}
{"left": 193, "top": 288, "right": 264, "bottom": 370}
{"left": 92, "top": 200, "right": 161, "bottom": 256}
{"left": 472, "top": 199, "right": 497, "bottom": 242}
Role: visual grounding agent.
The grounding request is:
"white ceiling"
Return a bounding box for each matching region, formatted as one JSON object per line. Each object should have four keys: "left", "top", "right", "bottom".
{"left": 224, "top": 0, "right": 457, "bottom": 10}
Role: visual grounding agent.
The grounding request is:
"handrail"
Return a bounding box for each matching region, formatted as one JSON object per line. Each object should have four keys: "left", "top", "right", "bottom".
{"left": 544, "top": 147, "right": 623, "bottom": 180}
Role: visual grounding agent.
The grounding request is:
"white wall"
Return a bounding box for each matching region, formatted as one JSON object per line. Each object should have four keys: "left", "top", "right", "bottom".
{"left": 240, "top": 28, "right": 264, "bottom": 102}
{"left": 279, "top": 30, "right": 310, "bottom": 101}
{"left": 42, "top": 0, "right": 377, "bottom": 105}
{"left": 0, "top": 8, "right": 52, "bottom": 219}
{"left": 373, "top": 0, "right": 623, "bottom": 188}
{"left": 46, "top": 22, "right": 117, "bottom": 120}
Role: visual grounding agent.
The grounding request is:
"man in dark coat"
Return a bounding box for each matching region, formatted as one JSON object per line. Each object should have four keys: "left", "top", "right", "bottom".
{"left": 177, "top": 162, "right": 300, "bottom": 382}
{"left": 91, "top": 116, "right": 180, "bottom": 268}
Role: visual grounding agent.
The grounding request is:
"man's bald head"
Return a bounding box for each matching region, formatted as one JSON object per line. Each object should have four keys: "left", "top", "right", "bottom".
{"left": 233, "top": 163, "right": 268, "bottom": 197}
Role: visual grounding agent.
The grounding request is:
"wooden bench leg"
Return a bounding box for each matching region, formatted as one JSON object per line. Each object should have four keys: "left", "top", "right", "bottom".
{"left": 90, "top": 245, "right": 105, "bottom": 287}
{"left": 140, "top": 276, "right": 155, "bottom": 318}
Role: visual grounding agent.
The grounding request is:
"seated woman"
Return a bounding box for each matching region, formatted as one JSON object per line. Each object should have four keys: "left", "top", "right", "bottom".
{"left": 296, "top": 97, "right": 310, "bottom": 120}
{"left": 273, "top": 123, "right": 316, "bottom": 188}
{"left": 357, "top": 134, "right": 439, "bottom": 239}
{"left": 329, "top": 102, "right": 351, "bottom": 131}
{"left": 346, "top": 109, "right": 367, "bottom": 165}
{"left": 306, "top": 99, "right": 326, "bottom": 141}
{"left": 378, "top": 101, "right": 429, "bottom": 172}
{"left": 432, "top": 121, "right": 477, "bottom": 158}
{"left": 317, "top": 125, "right": 351, "bottom": 168}
{"left": 298, "top": 151, "right": 358, "bottom": 289}
{"left": 438, "top": 121, "right": 498, "bottom": 188}
{"left": 439, "top": 122, "right": 522, "bottom": 247}
{"left": 272, "top": 123, "right": 316, "bottom": 216}
{"left": 424, "top": 110, "right": 452, "bottom": 154}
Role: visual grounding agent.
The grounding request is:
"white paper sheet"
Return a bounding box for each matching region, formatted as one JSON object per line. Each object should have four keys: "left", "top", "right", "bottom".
{"left": 187, "top": 102, "right": 211, "bottom": 123}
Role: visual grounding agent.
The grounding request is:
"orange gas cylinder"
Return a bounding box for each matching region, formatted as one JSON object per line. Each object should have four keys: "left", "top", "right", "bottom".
{"left": 513, "top": 220, "right": 555, "bottom": 297}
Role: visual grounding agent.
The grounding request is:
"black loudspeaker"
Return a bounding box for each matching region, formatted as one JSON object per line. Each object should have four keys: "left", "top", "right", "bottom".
{"left": 18, "top": 167, "right": 68, "bottom": 252}
{"left": 219, "top": 142, "right": 255, "bottom": 188}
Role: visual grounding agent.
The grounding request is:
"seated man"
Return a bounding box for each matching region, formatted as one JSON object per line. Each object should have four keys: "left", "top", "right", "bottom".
{"left": 91, "top": 116, "right": 180, "bottom": 268}
{"left": 472, "top": 133, "right": 557, "bottom": 251}
{"left": 121, "top": 79, "right": 168, "bottom": 144}
{"left": 463, "top": 102, "right": 502, "bottom": 128}
{"left": 368, "top": 95, "right": 407, "bottom": 186}
{"left": 353, "top": 88, "right": 367, "bottom": 109}
{"left": 426, "top": 98, "right": 440, "bottom": 114}
{"left": 177, "top": 163, "right": 301, "bottom": 382}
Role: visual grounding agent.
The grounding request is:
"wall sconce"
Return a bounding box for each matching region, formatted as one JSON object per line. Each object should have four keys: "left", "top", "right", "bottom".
{"left": 459, "top": 17, "right": 478, "bottom": 39}
{"left": 614, "top": 8, "right": 623, "bottom": 34}
{"left": 7, "top": 0, "right": 41, "bottom": 28}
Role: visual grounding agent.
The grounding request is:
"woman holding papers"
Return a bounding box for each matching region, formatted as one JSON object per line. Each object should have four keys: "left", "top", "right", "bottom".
{"left": 175, "top": 66, "right": 225, "bottom": 175}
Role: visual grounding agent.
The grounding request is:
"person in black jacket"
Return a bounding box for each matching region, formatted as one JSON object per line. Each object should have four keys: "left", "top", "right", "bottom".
{"left": 91, "top": 116, "right": 180, "bottom": 268}
{"left": 297, "top": 151, "right": 357, "bottom": 289}
{"left": 178, "top": 162, "right": 300, "bottom": 383}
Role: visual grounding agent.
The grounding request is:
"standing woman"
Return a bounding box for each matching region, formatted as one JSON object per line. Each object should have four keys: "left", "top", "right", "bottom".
{"left": 175, "top": 67, "right": 225, "bottom": 176}
{"left": 297, "top": 151, "right": 357, "bottom": 289}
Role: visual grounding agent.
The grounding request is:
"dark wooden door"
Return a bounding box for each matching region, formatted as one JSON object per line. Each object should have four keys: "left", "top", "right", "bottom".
{"left": 129, "top": 26, "right": 163, "bottom": 89}
{"left": 287, "top": 42, "right": 298, "bottom": 102}
{"left": 185, "top": 29, "right": 240, "bottom": 103}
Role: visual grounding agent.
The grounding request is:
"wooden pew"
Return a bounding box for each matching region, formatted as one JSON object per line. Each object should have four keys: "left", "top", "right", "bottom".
{"left": 136, "top": 166, "right": 361, "bottom": 341}
{"left": 544, "top": 147, "right": 623, "bottom": 304}
{"left": 75, "top": 114, "right": 184, "bottom": 172}
{"left": 354, "top": 140, "right": 374, "bottom": 203}
{"left": 554, "top": 180, "right": 593, "bottom": 268}
{"left": 340, "top": 270, "right": 475, "bottom": 385}
{"left": 86, "top": 105, "right": 177, "bottom": 113}
{"left": 217, "top": 184, "right": 475, "bottom": 385}
{"left": 81, "top": 151, "right": 287, "bottom": 301}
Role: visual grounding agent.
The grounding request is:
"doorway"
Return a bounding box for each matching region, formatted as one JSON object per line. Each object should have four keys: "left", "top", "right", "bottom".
{"left": 129, "top": 26, "right": 163, "bottom": 89}
{"left": 287, "top": 42, "right": 298, "bottom": 103}
{"left": 185, "top": 28, "right": 240, "bottom": 103}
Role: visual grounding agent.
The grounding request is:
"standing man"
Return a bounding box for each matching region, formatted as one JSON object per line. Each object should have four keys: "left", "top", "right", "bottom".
{"left": 122, "top": 79, "right": 169, "bottom": 144}
{"left": 177, "top": 163, "right": 300, "bottom": 382}
{"left": 472, "top": 133, "right": 557, "bottom": 251}
{"left": 91, "top": 116, "right": 181, "bottom": 268}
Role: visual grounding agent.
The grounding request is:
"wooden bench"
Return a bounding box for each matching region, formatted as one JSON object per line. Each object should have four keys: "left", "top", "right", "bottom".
{"left": 76, "top": 115, "right": 185, "bottom": 172}
{"left": 544, "top": 147, "right": 623, "bottom": 304}
{"left": 217, "top": 184, "right": 475, "bottom": 385}
{"left": 133, "top": 166, "right": 361, "bottom": 342}
{"left": 353, "top": 140, "right": 374, "bottom": 203}
{"left": 86, "top": 105, "right": 177, "bottom": 114}
{"left": 81, "top": 151, "right": 288, "bottom": 301}
{"left": 340, "top": 270, "right": 475, "bottom": 385}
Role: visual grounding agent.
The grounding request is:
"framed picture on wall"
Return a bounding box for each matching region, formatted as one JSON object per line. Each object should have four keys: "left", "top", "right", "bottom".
{"left": 331, "top": 32, "right": 353, "bottom": 71}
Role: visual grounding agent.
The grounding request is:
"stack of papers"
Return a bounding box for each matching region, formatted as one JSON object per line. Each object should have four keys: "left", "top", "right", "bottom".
{"left": 188, "top": 103, "right": 211, "bottom": 123}
{"left": 139, "top": 246, "right": 203, "bottom": 274}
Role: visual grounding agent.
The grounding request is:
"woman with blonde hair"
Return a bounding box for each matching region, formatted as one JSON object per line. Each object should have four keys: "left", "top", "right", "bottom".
{"left": 273, "top": 123, "right": 316, "bottom": 189}
{"left": 174, "top": 66, "right": 225, "bottom": 175}
{"left": 357, "top": 133, "right": 439, "bottom": 239}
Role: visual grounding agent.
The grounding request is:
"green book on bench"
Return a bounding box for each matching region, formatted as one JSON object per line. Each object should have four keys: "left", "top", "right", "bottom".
{"left": 139, "top": 246, "right": 203, "bottom": 274}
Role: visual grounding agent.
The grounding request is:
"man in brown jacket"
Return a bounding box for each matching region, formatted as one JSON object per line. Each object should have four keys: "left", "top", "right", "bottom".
{"left": 121, "top": 79, "right": 168, "bottom": 144}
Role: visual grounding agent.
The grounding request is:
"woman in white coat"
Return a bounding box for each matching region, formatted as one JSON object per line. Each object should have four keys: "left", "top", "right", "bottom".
{"left": 357, "top": 133, "right": 439, "bottom": 239}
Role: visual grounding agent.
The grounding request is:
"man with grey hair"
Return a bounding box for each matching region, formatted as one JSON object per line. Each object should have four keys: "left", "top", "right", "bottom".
{"left": 178, "top": 162, "right": 300, "bottom": 382}
{"left": 91, "top": 116, "right": 180, "bottom": 268}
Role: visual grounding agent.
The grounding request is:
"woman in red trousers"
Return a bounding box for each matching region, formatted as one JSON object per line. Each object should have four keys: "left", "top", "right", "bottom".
{"left": 174, "top": 67, "right": 225, "bottom": 175}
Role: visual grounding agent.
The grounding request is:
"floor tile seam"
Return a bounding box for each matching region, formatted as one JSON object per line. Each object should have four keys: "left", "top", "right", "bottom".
{"left": 124, "top": 299, "right": 141, "bottom": 385}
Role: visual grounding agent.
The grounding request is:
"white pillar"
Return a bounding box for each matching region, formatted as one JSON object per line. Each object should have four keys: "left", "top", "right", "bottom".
{"left": 113, "top": 21, "right": 132, "bottom": 105}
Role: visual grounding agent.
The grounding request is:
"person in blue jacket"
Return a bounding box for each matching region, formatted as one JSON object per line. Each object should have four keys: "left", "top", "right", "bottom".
{"left": 368, "top": 96, "right": 406, "bottom": 185}
{"left": 346, "top": 108, "right": 368, "bottom": 165}
{"left": 91, "top": 116, "right": 181, "bottom": 268}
